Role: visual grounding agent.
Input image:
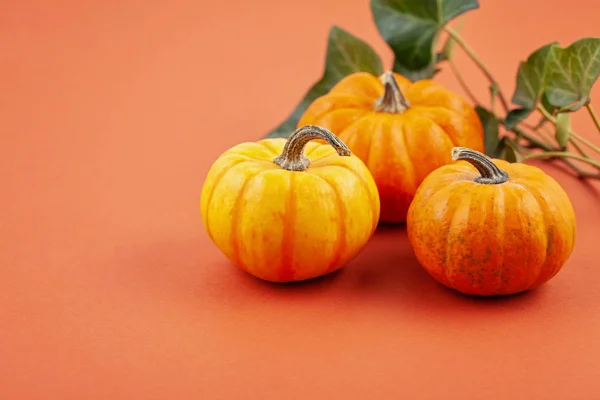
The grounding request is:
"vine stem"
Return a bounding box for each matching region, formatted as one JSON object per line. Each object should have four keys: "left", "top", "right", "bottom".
{"left": 512, "top": 126, "right": 552, "bottom": 150}
{"left": 519, "top": 122, "right": 555, "bottom": 148}
{"left": 514, "top": 125, "right": 597, "bottom": 177}
{"left": 442, "top": 26, "right": 600, "bottom": 180}
{"left": 587, "top": 104, "right": 600, "bottom": 132}
{"left": 521, "top": 147, "right": 598, "bottom": 177}
{"left": 448, "top": 59, "right": 481, "bottom": 107}
{"left": 524, "top": 121, "right": 555, "bottom": 143}
{"left": 444, "top": 26, "right": 509, "bottom": 113}
{"left": 536, "top": 105, "right": 600, "bottom": 154}
{"left": 570, "top": 138, "right": 590, "bottom": 158}
{"left": 526, "top": 118, "right": 590, "bottom": 157}
{"left": 523, "top": 151, "right": 600, "bottom": 170}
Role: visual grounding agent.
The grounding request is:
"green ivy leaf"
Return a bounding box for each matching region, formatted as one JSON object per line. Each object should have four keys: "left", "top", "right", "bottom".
{"left": 475, "top": 106, "right": 501, "bottom": 158}
{"left": 554, "top": 112, "right": 571, "bottom": 148}
{"left": 263, "top": 26, "right": 384, "bottom": 138}
{"left": 511, "top": 43, "right": 556, "bottom": 110}
{"left": 544, "top": 38, "right": 600, "bottom": 111}
{"left": 371, "top": 0, "right": 479, "bottom": 81}
{"left": 511, "top": 38, "right": 600, "bottom": 114}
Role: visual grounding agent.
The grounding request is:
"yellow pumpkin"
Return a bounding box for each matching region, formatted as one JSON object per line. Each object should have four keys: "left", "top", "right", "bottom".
{"left": 298, "top": 71, "right": 485, "bottom": 223}
{"left": 200, "top": 125, "right": 380, "bottom": 282}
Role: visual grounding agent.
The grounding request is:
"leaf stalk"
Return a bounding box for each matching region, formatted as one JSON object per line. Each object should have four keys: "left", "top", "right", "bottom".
{"left": 587, "top": 104, "right": 600, "bottom": 133}
{"left": 536, "top": 105, "right": 600, "bottom": 154}
{"left": 445, "top": 28, "right": 600, "bottom": 180}
{"left": 444, "top": 26, "right": 510, "bottom": 112}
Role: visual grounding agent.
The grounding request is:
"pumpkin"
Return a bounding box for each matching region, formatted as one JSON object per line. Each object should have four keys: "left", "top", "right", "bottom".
{"left": 298, "top": 71, "right": 485, "bottom": 223}
{"left": 406, "top": 147, "right": 577, "bottom": 296}
{"left": 200, "top": 124, "right": 380, "bottom": 282}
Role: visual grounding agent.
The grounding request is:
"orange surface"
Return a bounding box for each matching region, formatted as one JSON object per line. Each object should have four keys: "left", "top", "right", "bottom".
{"left": 1, "top": 0, "right": 600, "bottom": 398}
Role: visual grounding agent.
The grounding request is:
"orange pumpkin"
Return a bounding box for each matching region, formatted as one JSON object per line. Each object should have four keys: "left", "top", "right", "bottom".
{"left": 298, "top": 71, "right": 485, "bottom": 223}
{"left": 200, "top": 125, "right": 380, "bottom": 282}
{"left": 406, "top": 147, "right": 577, "bottom": 296}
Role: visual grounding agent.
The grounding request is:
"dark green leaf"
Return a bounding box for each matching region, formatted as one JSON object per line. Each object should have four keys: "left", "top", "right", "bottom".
{"left": 263, "top": 26, "right": 384, "bottom": 138}
{"left": 435, "top": 51, "right": 447, "bottom": 62}
{"left": 475, "top": 106, "right": 501, "bottom": 158}
{"left": 555, "top": 112, "right": 571, "bottom": 148}
{"left": 504, "top": 107, "right": 532, "bottom": 130}
{"left": 544, "top": 38, "right": 600, "bottom": 111}
{"left": 499, "top": 138, "right": 524, "bottom": 163}
{"left": 371, "top": 0, "right": 479, "bottom": 81}
{"left": 511, "top": 43, "right": 556, "bottom": 109}
{"left": 393, "top": 60, "right": 441, "bottom": 81}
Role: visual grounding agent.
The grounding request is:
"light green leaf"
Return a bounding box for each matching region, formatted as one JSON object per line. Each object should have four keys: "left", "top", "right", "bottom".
{"left": 371, "top": 0, "right": 479, "bottom": 81}
{"left": 555, "top": 112, "right": 571, "bottom": 148}
{"left": 263, "top": 26, "right": 384, "bottom": 138}
{"left": 475, "top": 106, "right": 501, "bottom": 157}
{"left": 544, "top": 38, "right": 600, "bottom": 111}
{"left": 511, "top": 43, "right": 557, "bottom": 110}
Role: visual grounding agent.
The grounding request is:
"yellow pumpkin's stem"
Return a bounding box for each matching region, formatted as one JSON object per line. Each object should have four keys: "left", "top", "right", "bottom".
{"left": 451, "top": 147, "right": 509, "bottom": 184}
{"left": 375, "top": 71, "right": 410, "bottom": 113}
{"left": 273, "top": 125, "right": 351, "bottom": 171}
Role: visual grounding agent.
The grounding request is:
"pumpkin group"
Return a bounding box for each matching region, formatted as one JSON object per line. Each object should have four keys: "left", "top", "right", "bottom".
{"left": 406, "top": 147, "right": 577, "bottom": 296}
{"left": 298, "top": 71, "right": 485, "bottom": 223}
{"left": 200, "top": 124, "right": 380, "bottom": 282}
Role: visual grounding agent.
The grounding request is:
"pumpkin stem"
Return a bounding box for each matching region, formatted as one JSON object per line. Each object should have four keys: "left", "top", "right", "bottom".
{"left": 374, "top": 71, "right": 410, "bottom": 113}
{"left": 451, "top": 147, "right": 509, "bottom": 184}
{"left": 273, "top": 125, "right": 351, "bottom": 171}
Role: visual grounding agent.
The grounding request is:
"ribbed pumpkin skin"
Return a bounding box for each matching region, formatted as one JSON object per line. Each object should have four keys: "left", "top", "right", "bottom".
{"left": 200, "top": 138, "right": 380, "bottom": 282}
{"left": 406, "top": 158, "right": 577, "bottom": 296}
{"left": 298, "top": 72, "right": 485, "bottom": 223}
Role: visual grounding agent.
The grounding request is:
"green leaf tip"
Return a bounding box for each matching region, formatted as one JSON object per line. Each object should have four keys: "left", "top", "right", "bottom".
{"left": 371, "top": 0, "right": 479, "bottom": 81}
{"left": 512, "top": 43, "right": 557, "bottom": 110}
{"left": 263, "top": 26, "right": 384, "bottom": 139}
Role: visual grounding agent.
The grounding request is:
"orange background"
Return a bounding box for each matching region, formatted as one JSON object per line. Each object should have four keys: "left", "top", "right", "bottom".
{"left": 2, "top": 0, "right": 600, "bottom": 398}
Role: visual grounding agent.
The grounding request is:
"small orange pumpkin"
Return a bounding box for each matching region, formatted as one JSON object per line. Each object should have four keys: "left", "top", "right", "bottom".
{"left": 298, "top": 71, "right": 485, "bottom": 223}
{"left": 406, "top": 147, "right": 577, "bottom": 296}
{"left": 200, "top": 125, "right": 380, "bottom": 282}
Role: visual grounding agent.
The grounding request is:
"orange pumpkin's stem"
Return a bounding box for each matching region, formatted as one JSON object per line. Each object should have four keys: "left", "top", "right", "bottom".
{"left": 451, "top": 147, "right": 509, "bottom": 184}
{"left": 375, "top": 71, "right": 410, "bottom": 113}
{"left": 273, "top": 125, "right": 351, "bottom": 171}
